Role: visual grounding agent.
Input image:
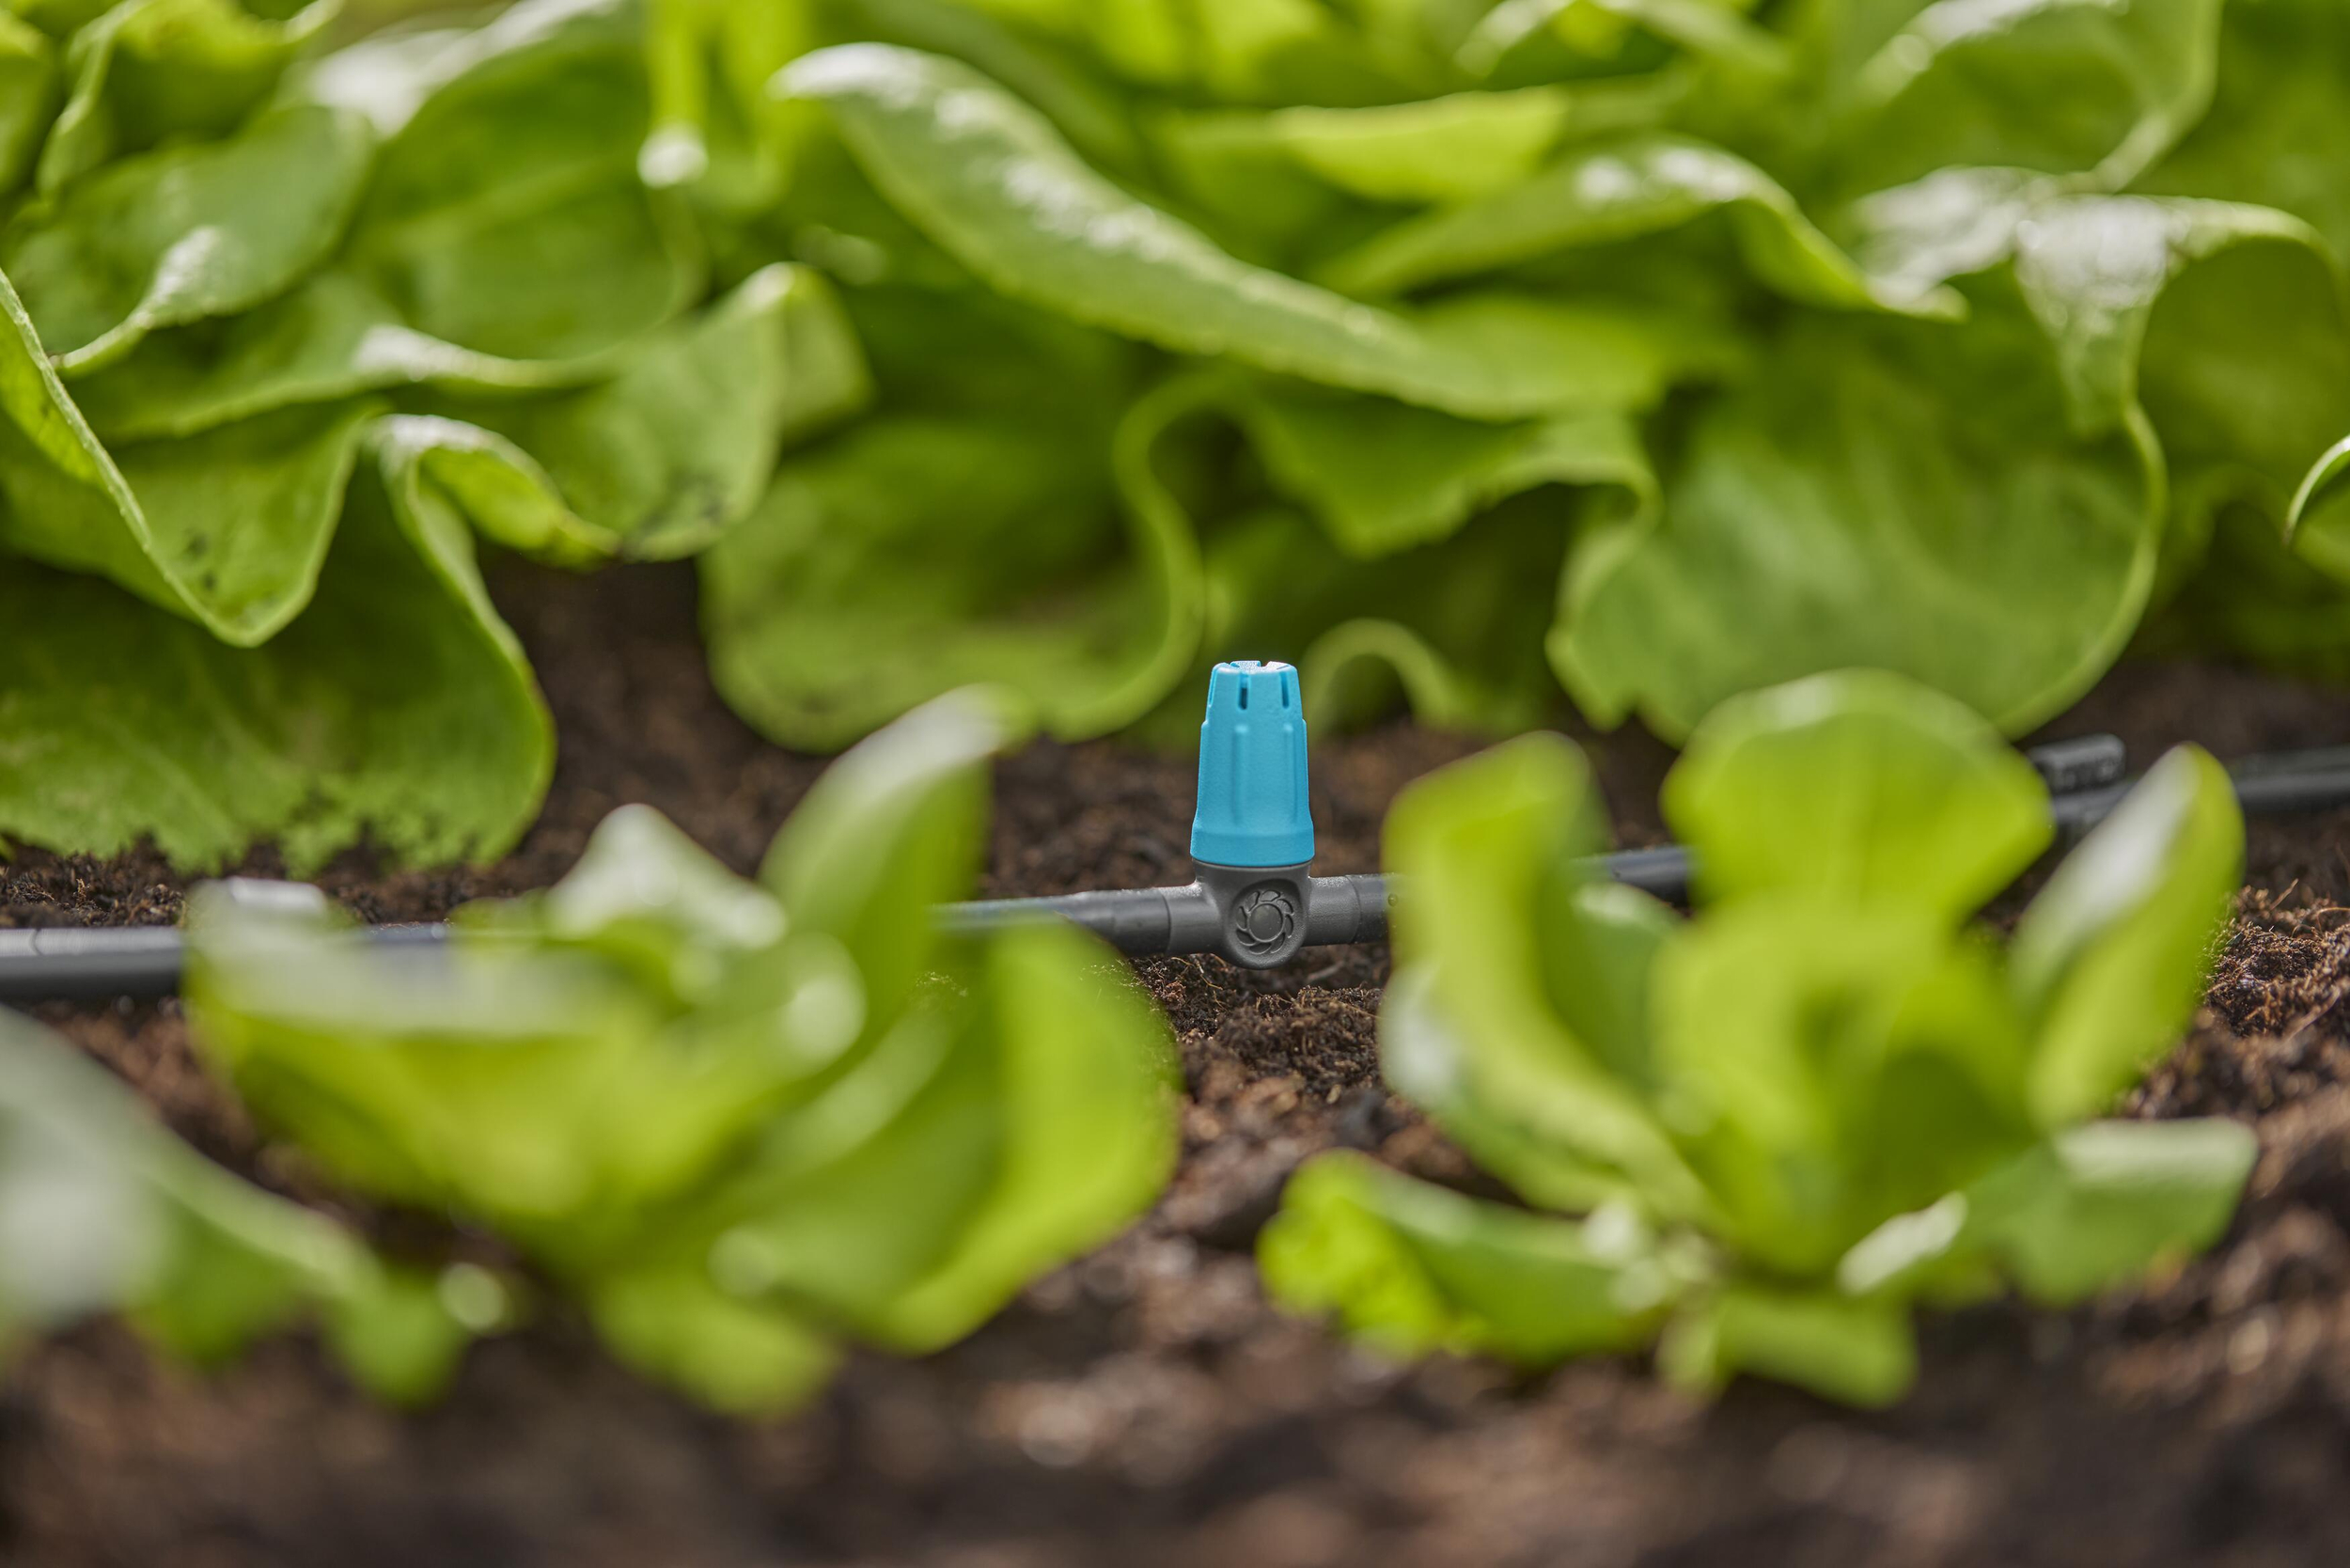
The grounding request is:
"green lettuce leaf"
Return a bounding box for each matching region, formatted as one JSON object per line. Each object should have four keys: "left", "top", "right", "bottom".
{"left": 1957, "top": 1117, "right": 2256, "bottom": 1303}
{"left": 1553, "top": 298, "right": 2162, "bottom": 741}
{"left": 34, "top": 0, "right": 339, "bottom": 195}
{"left": 307, "top": 0, "right": 706, "bottom": 363}
{"left": 1261, "top": 1152, "right": 1688, "bottom": 1364}
{"left": 186, "top": 695, "right": 1180, "bottom": 1411}
{"left": 586, "top": 1264, "right": 838, "bottom": 1413}
{"left": 1151, "top": 373, "right": 1673, "bottom": 736}
{"left": 639, "top": 0, "right": 811, "bottom": 212}
{"left": 1648, "top": 897, "right": 2036, "bottom": 1274}
{"left": 4, "top": 102, "right": 373, "bottom": 372}
{"left": 1379, "top": 733, "right": 1713, "bottom": 1219}
{"left": 2285, "top": 434, "right": 2350, "bottom": 586}
{"left": 1317, "top": 131, "right": 1958, "bottom": 317}
{"left": 1854, "top": 180, "right": 2350, "bottom": 492}
{"left": 1854, "top": 176, "right": 2350, "bottom": 613}
{"left": 782, "top": 43, "right": 1702, "bottom": 419}
{"left": 704, "top": 403, "right": 1188, "bottom": 748}
{"left": 1658, "top": 1281, "right": 1917, "bottom": 1407}
{"left": 861, "top": 919, "right": 1179, "bottom": 1349}
{"left": 1812, "top": 0, "right": 2222, "bottom": 196}
{"left": 760, "top": 683, "right": 1016, "bottom": 1030}
{"left": 433, "top": 263, "right": 870, "bottom": 557}
{"left": 1159, "top": 86, "right": 1583, "bottom": 209}
{"left": 2133, "top": 0, "right": 2350, "bottom": 259}
{"left": 1235, "top": 376, "right": 1667, "bottom": 558}
{"left": 64, "top": 271, "right": 628, "bottom": 445}
{"left": 2010, "top": 744, "right": 2243, "bottom": 1126}
{"left": 0, "top": 416, "right": 556, "bottom": 870}
{"left": 700, "top": 277, "right": 1186, "bottom": 749}
{"left": 837, "top": 0, "right": 1147, "bottom": 179}
{"left": 0, "top": 1005, "right": 480, "bottom": 1403}
{"left": 1662, "top": 667, "right": 2051, "bottom": 919}
{"left": 0, "top": 10, "right": 57, "bottom": 196}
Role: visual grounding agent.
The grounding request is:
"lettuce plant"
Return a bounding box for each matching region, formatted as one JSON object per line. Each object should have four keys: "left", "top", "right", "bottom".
{"left": 11, "top": 0, "right": 2350, "bottom": 869}
{"left": 701, "top": 0, "right": 2350, "bottom": 750}
{"left": 0, "top": 0, "right": 870, "bottom": 870}
{"left": 183, "top": 691, "right": 1182, "bottom": 1411}
{"left": 1261, "top": 670, "right": 2255, "bottom": 1406}
{"left": 0, "top": 1004, "right": 494, "bottom": 1403}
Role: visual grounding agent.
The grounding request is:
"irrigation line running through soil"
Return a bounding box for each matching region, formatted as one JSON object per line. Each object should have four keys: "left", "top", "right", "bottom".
{"left": 8, "top": 740, "right": 2350, "bottom": 1007}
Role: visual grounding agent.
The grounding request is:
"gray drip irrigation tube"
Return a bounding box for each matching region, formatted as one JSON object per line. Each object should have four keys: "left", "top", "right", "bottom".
{"left": 7, "top": 664, "right": 2350, "bottom": 1006}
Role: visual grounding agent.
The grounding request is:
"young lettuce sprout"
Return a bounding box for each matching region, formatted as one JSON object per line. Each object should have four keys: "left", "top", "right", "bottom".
{"left": 1261, "top": 669, "right": 2254, "bottom": 1406}
{"left": 0, "top": 1008, "right": 491, "bottom": 1403}
{"left": 183, "top": 690, "right": 1181, "bottom": 1413}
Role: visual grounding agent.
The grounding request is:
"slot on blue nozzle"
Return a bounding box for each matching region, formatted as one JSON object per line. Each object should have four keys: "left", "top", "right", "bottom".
{"left": 1190, "top": 661, "right": 1314, "bottom": 868}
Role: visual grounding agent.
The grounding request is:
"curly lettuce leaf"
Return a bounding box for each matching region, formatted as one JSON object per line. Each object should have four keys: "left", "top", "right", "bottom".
{"left": 1662, "top": 667, "right": 2051, "bottom": 919}
{"left": 1261, "top": 1152, "right": 1685, "bottom": 1364}
{"left": 4, "top": 102, "right": 373, "bottom": 373}
{"left": 701, "top": 279, "right": 1191, "bottom": 749}
{"left": 434, "top": 264, "right": 870, "bottom": 557}
{"left": 1955, "top": 1118, "right": 2255, "bottom": 1303}
{"left": 27, "top": 286, "right": 631, "bottom": 623}
{"left": 0, "top": 1006, "right": 478, "bottom": 1403}
{"left": 1235, "top": 372, "right": 1668, "bottom": 558}
{"left": 2132, "top": 0, "right": 2350, "bottom": 259}
{"left": 1839, "top": 0, "right": 2219, "bottom": 193}
{"left": 1149, "top": 375, "right": 1670, "bottom": 736}
{"left": 781, "top": 44, "right": 1700, "bottom": 419}
{"left": 1649, "top": 897, "right": 2036, "bottom": 1274}
{"left": 2010, "top": 745, "right": 2243, "bottom": 1126}
{"left": 1658, "top": 1281, "right": 1917, "bottom": 1407}
{"left": 0, "top": 11, "right": 56, "bottom": 196}
{"left": 1856, "top": 177, "right": 2350, "bottom": 608}
{"left": 310, "top": 0, "right": 706, "bottom": 363}
{"left": 0, "top": 416, "right": 556, "bottom": 870}
{"left": 708, "top": 331, "right": 1677, "bottom": 749}
{"left": 34, "top": 0, "right": 340, "bottom": 195}
{"left": 639, "top": 0, "right": 811, "bottom": 210}
{"left": 0, "top": 377, "right": 381, "bottom": 646}
{"left": 1380, "top": 734, "right": 1714, "bottom": 1219}
{"left": 1554, "top": 299, "right": 2161, "bottom": 741}
{"left": 1318, "top": 131, "right": 1958, "bottom": 317}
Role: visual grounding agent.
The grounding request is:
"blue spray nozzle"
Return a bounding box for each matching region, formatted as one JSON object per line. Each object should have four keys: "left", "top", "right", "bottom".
{"left": 1190, "top": 661, "right": 1314, "bottom": 868}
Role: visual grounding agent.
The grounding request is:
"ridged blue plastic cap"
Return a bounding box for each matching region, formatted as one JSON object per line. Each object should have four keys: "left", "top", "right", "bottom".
{"left": 1190, "top": 661, "right": 1313, "bottom": 868}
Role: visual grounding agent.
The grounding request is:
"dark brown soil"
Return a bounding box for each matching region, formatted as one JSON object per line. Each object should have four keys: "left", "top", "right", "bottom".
{"left": 8, "top": 561, "right": 2350, "bottom": 1568}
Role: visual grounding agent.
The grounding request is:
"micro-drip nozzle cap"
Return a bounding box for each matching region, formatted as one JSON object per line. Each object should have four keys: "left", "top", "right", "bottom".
{"left": 1189, "top": 661, "right": 1313, "bottom": 868}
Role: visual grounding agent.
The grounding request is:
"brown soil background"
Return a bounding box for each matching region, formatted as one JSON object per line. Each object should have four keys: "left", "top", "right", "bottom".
{"left": 7, "top": 560, "right": 2350, "bottom": 1567}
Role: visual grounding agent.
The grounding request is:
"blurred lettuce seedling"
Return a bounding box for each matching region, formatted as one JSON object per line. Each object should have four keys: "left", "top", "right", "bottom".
{"left": 1261, "top": 668, "right": 2253, "bottom": 1406}
{"left": 0, "top": 1006, "right": 493, "bottom": 1404}
{"left": 185, "top": 689, "right": 1182, "bottom": 1412}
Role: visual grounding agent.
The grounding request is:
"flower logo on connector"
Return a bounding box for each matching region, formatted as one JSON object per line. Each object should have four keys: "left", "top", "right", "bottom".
{"left": 1231, "top": 886, "right": 1301, "bottom": 960}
